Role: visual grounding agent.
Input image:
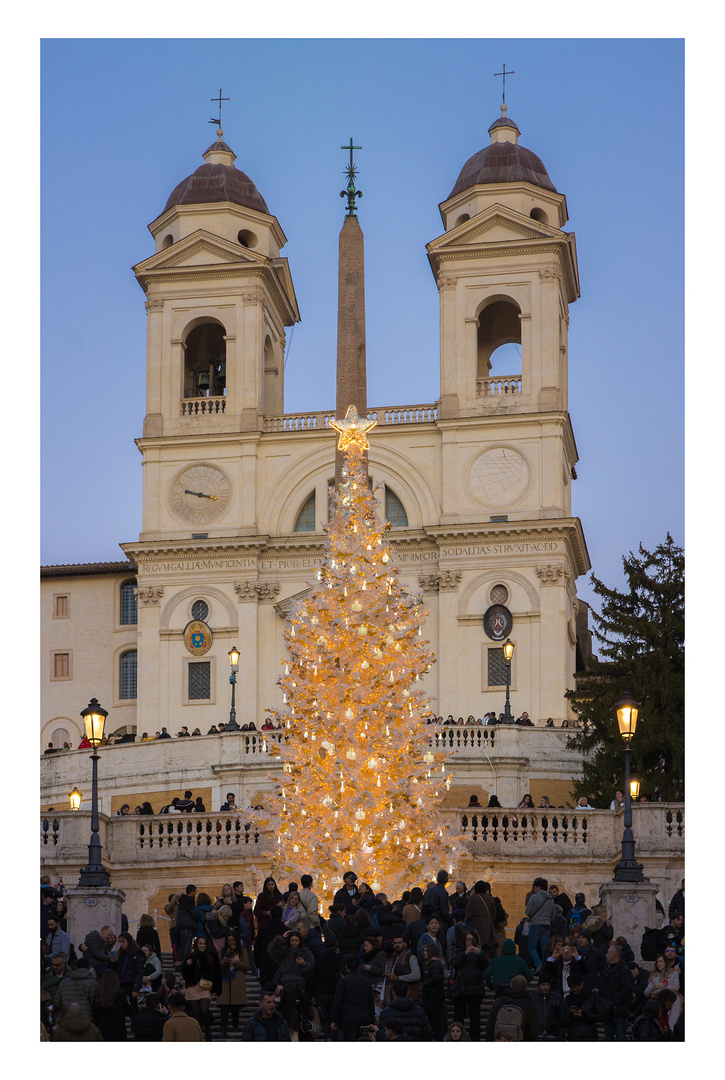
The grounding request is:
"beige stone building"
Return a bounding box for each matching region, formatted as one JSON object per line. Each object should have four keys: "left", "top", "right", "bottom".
{"left": 41, "top": 107, "right": 684, "bottom": 933}
{"left": 42, "top": 106, "right": 589, "bottom": 748}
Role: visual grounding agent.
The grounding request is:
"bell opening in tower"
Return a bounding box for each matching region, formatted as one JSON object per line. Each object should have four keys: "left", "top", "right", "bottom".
{"left": 184, "top": 321, "right": 227, "bottom": 398}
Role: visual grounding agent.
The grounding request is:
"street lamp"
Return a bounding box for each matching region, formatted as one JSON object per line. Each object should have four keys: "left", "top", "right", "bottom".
{"left": 502, "top": 639, "right": 515, "bottom": 721}
{"left": 78, "top": 697, "right": 111, "bottom": 886}
{"left": 630, "top": 779, "right": 640, "bottom": 801}
{"left": 69, "top": 787, "right": 82, "bottom": 811}
{"left": 613, "top": 692, "right": 644, "bottom": 882}
{"left": 226, "top": 646, "right": 241, "bottom": 731}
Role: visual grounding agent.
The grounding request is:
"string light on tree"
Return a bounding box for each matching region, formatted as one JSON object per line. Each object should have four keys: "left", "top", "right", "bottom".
{"left": 256, "top": 404, "right": 465, "bottom": 900}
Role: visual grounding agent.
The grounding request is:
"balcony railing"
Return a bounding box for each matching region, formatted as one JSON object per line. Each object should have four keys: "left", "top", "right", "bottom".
{"left": 181, "top": 396, "right": 226, "bottom": 417}
{"left": 41, "top": 804, "right": 684, "bottom": 869}
{"left": 477, "top": 375, "right": 522, "bottom": 396}
{"left": 263, "top": 404, "right": 438, "bottom": 433}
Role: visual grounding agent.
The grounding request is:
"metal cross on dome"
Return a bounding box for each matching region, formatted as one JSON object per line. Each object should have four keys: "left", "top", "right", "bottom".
{"left": 209, "top": 88, "right": 230, "bottom": 133}
{"left": 494, "top": 63, "right": 516, "bottom": 105}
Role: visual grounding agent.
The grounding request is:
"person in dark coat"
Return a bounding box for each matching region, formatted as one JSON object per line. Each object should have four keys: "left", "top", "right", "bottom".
{"left": 632, "top": 998, "right": 669, "bottom": 1041}
{"left": 336, "top": 912, "right": 365, "bottom": 958}
{"left": 254, "top": 906, "right": 287, "bottom": 986}
{"left": 135, "top": 913, "right": 162, "bottom": 959}
{"left": 242, "top": 990, "right": 292, "bottom": 1041}
{"left": 375, "top": 982, "right": 434, "bottom": 1041}
{"left": 548, "top": 885, "right": 573, "bottom": 918}
{"left": 594, "top": 944, "right": 634, "bottom": 1041}
{"left": 422, "top": 870, "right": 451, "bottom": 929}
{"left": 668, "top": 879, "right": 685, "bottom": 921}
{"left": 377, "top": 902, "right": 406, "bottom": 946}
{"left": 629, "top": 960, "right": 650, "bottom": 1015}
{"left": 182, "top": 935, "right": 223, "bottom": 1041}
{"left": 485, "top": 975, "right": 539, "bottom": 1041}
{"left": 483, "top": 938, "right": 534, "bottom": 994}
{"left": 116, "top": 933, "right": 145, "bottom": 1010}
{"left": 254, "top": 877, "right": 284, "bottom": 929}
{"left": 330, "top": 955, "right": 376, "bottom": 1041}
{"left": 421, "top": 941, "right": 447, "bottom": 1041}
{"left": 540, "top": 940, "right": 587, "bottom": 997}
{"left": 267, "top": 929, "right": 315, "bottom": 994}
{"left": 572, "top": 928, "right": 606, "bottom": 992}
{"left": 562, "top": 974, "right": 599, "bottom": 1041}
{"left": 93, "top": 969, "right": 129, "bottom": 1040}
{"left": 531, "top": 975, "right": 567, "bottom": 1040}
{"left": 310, "top": 939, "right": 343, "bottom": 1040}
{"left": 175, "top": 887, "right": 199, "bottom": 963}
{"left": 450, "top": 930, "right": 487, "bottom": 1041}
{"left": 333, "top": 871, "right": 361, "bottom": 916}
{"left": 404, "top": 903, "right": 434, "bottom": 954}
{"left": 130, "top": 994, "right": 168, "bottom": 1040}
{"left": 53, "top": 1003, "right": 104, "bottom": 1042}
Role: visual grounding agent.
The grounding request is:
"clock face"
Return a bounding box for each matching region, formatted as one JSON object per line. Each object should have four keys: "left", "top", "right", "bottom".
{"left": 169, "top": 464, "right": 232, "bottom": 524}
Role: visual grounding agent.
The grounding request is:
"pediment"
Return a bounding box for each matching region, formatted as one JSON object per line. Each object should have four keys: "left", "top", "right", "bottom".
{"left": 429, "top": 204, "right": 560, "bottom": 251}
{"left": 133, "top": 230, "right": 265, "bottom": 274}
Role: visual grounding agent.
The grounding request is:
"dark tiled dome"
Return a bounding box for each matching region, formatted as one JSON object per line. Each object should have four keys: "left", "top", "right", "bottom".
{"left": 163, "top": 141, "right": 269, "bottom": 215}
{"left": 448, "top": 137, "right": 557, "bottom": 199}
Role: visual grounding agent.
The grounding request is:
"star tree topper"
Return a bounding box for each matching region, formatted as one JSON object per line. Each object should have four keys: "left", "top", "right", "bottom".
{"left": 329, "top": 404, "right": 377, "bottom": 451}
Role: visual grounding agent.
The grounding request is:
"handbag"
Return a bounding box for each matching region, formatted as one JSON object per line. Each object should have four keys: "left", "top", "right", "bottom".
{"left": 198, "top": 978, "right": 213, "bottom": 990}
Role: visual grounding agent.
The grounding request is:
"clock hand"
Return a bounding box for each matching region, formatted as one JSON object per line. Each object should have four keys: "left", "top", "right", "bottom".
{"left": 184, "top": 489, "right": 218, "bottom": 500}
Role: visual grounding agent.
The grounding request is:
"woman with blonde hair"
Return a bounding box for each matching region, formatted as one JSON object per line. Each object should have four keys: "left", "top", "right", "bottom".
{"left": 645, "top": 954, "right": 680, "bottom": 997}
{"left": 283, "top": 891, "right": 303, "bottom": 927}
{"left": 205, "top": 904, "right": 233, "bottom": 952}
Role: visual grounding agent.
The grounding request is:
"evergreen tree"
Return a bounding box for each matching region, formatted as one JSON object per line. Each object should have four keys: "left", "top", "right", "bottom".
{"left": 566, "top": 534, "right": 684, "bottom": 802}
{"left": 260, "top": 407, "right": 463, "bottom": 900}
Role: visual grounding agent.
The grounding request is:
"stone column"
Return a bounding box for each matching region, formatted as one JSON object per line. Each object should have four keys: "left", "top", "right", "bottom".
{"left": 598, "top": 881, "right": 659, "bottom": 964}
{"left": 66, "top": 885, "right": 127, "bottom": 950}
{"left": 335, "top": 215, "right": 367, "bottom": 486}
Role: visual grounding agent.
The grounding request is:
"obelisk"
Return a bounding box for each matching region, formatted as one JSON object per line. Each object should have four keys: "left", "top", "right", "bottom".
{"left": 335, "top": 138, "right": 367, "bottom": 488}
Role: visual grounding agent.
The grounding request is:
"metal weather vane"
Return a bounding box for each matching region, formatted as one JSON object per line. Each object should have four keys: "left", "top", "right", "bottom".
{"left": 209, "top": 88, "right": 230, "bottom": 137}
{"left": 340, "top": 137, "right": 363, "bottom": 218}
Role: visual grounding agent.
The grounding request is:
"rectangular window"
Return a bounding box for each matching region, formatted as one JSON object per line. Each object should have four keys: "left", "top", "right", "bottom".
{"left": 487, "top": 647, "right": 509, "bottom": 687}
{"left": 52, "top": 652, "right": 71, "bottom": 680}
{"left": 188, "top": 661, "right": 211, "bottom": 700}
{"left": 119, "top": 650, "right": 137, "bottom": 700}
{"left": 53, "top": 594, "right": 70, "bottom": 618}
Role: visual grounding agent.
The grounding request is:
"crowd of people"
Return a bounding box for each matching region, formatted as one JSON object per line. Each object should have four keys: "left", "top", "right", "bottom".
{"left": 428, "top": 713, "right": 580, "bottom": 729}
{"left": 40, "top": 869, "right": 685, "bottom": 1042}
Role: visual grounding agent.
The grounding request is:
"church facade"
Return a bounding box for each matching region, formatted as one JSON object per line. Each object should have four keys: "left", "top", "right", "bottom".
{"left": 42, "top": 105, "right": 590, "bottom": 761}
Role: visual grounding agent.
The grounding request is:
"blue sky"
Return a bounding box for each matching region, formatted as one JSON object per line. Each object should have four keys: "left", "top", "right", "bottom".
{"left": 39, "top": 36, "right": 684, "bottom": 615}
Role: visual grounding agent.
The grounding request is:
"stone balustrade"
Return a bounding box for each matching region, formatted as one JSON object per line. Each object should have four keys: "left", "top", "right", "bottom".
{"left": 180, "top": 396, "right": 226, "bottom": 416}
{"left": 264, "top": 403, "right": 438, "bottom": 433}
{"left": 476, "top": 375, "right": 522, "bottom": 396}
{"left": 41, "top": 804, "right": 684, "bottom": 872}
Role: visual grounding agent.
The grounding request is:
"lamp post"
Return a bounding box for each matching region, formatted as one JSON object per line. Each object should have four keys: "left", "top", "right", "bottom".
{"left": 613, "top": 691, "right": 644, "bottom": 882}
{"left": 502, "top": 638, "right": 515, "bottom": 721}
{"left": 78, "top": 697, "right": 111, "bottom": 887}
{"left": 226, "top": 646, "right": 241, "bottom": 731}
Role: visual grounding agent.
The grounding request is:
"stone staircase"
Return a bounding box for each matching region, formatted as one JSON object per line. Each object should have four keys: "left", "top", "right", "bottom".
{"left": 124, "top": 952, "right": 620, "bottom": 1040}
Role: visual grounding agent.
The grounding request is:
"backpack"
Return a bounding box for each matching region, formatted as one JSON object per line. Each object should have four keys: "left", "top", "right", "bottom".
{"left": 568, "top": 908, "right": 584, "bottom": 929}
{"left": 493, "top": 896, "right": 508, "bottom": 926}
{"left": 493, "top": 1002, "right": 525, "bottom": 1041}
{"left": 640, "top": 926, "right": 661, "bottom": 962}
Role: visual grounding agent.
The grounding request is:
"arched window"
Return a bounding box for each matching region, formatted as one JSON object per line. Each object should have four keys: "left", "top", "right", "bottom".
{"left": 119, "top": 650, "right": 137, "bottom": 700}
{"left": 294, "top": 492, "right": 316, "bottom": 533}
{"left": 50, "top": 726, "right": 71, "bottom": 749}
{"left": 191, "top": 599, "right": 209, "bottom": 622}
{"left": 120, "top": 580, "right": 137, "bottom": 625}
{"left": 184, "top": 322, "right": 226, "bottom": 398}
{"left": 477, "top": 300, "right": 522, "bottom": 378}
{"left": 385, "top": 487, "right": 408, "bottom": 527}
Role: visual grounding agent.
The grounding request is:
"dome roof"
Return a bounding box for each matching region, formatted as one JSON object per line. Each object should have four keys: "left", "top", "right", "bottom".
{"left": 162, "top": 140, "right": 270, "bottom": 216}
{"left": 447, "top": 111, "right": 557, "bottom": 200}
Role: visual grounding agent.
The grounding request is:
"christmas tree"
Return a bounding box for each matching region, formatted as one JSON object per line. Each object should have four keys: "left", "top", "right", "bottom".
{"left": 261, "top": 406, "right": 465, "bottom": 900}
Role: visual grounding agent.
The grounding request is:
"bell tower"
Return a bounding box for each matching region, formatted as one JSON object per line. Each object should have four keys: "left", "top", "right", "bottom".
{"left": 132, "top": 133, "right": 300, "bottom": 542}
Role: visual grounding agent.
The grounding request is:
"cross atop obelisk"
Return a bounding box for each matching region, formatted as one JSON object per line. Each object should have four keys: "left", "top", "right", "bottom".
{"left": 335, "top": 137, "right": 367, "bottom": 486}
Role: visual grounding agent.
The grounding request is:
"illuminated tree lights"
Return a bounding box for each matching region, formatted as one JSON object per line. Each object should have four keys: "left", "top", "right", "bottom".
{"left": 258, "top": 407, "right": 465, "bottom": 899}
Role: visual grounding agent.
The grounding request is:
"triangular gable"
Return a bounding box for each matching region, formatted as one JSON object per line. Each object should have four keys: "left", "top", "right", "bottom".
{"left": 429, "top": 204, "right": 561, "bottom": 251}
{"left": 133, "top": 229, "right": 266, "bottom": 274}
